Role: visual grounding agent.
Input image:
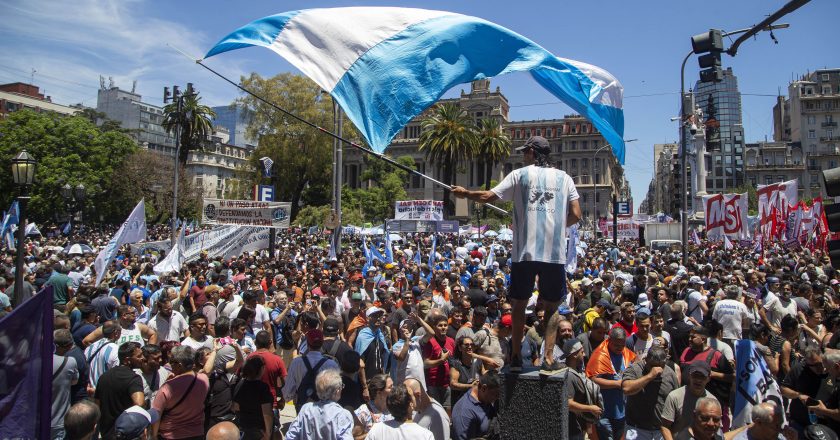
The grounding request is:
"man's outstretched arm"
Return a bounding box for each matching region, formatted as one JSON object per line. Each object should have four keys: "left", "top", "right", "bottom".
{"left": 451, "top": 186, "right": 500, "bottom": 204}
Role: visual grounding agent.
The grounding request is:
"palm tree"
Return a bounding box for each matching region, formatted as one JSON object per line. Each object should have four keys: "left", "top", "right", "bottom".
{"left": 419, "top": 103, "right": 478, "bottom": 215}
{"left": 477, "top": 118, "right": 511, "bottom": 191}
{"left": 162, "top": 92, "right": 216, "bottom": 165}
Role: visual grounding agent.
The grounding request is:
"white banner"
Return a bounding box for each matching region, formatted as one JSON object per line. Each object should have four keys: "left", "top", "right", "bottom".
{"left": 703, "top": 193, "right": 750, "bottom": 241}
{"left": 130, "top": 239, "right": 171, "bottom": 256}
{"left": 757, "top": 179, "right": 798, "bottom": 239}
{"left": 602, "top": 219, "right": 640, "bottom": 240}
{"left": 181, "top": 225, "right": 270, "bottom": 262}
{"left": 202, "top": 198, "right": 291, "bottom": 228}
{"left": 154, "top": 227, "right": 185, "bottom": 275}
{"left": 394, "top": 200, "right": 444, "bottom": 221}
{"left": 94, "top": 199, "right": 147, "bottom": 286}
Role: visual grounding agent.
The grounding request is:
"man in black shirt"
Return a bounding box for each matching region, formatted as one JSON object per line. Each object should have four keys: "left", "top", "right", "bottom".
{"left": 622, "top": 346, "right": 680, "bottom": 439}
{"left": 805, "top": 349, "right": 840, "bottom": 436}
{"left": 564, "top": 339, "right": 602, "bottom": 440}
{"left": 94, "top": 341, "right": 145, "bottom": 438}
{"left": 665, "top": 301, "right": 693, "bottom": 361}
{"left": 781, "top": 348, "right": 828, "bottom": 433}
{"left": 322, "top": 318, "right": 352, "bottom": 362}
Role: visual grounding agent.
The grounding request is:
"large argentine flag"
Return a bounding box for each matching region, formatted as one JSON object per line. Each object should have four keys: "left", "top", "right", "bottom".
{"left": 205, "top": 7, "right": 626, "bottom": 163}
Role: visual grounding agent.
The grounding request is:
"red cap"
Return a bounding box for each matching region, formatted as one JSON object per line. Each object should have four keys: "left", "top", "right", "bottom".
{"left": 500, "top": 314, "right": 513, "bottom": 328}
{"left": 306, "top": 329, "right": 324, "bottom": 347}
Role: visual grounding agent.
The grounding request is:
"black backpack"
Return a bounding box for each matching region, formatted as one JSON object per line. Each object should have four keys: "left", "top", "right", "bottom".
{"left": 278, "top": 314, "right": 296, "bottom": 350}
{"left": 205, "top": 369, "right": 237, "bottom": 424}
{"left": 295, "top": 356, "right": 328, "bottom": 412}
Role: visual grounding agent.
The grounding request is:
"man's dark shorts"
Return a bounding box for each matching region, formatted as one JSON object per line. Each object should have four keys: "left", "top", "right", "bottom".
{"left": 509, "top": 261, "right": 567, "bottom": 303}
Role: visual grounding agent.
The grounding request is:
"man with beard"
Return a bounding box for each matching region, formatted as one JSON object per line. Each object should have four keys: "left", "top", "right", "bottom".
{"left": 577, "top": 317, "right": 609, "bottom": 365}
{"left": 83, "top": 305, "right": 158, "bottom": 349}
{"left": 760, "top": 277, "right": 797, "bottom": 334}
{"left": 148, "top": 297, "right": 188, "bottom": 342}
{"left": 622, "top": 346, "right": 679, "bottom": 440}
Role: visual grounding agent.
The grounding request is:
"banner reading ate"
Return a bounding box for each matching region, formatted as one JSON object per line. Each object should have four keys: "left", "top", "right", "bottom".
{"left": 394, "top": 200, "right": 444, "bottom": 221}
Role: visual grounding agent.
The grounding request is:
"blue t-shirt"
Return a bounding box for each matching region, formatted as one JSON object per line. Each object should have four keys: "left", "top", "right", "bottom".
{"left": 600, "top": 352, "right": 626, "bottom": 419}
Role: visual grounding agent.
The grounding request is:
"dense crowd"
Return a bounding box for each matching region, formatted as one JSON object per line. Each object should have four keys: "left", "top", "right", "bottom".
{"left": 5, "top": 223, "right": 840, "bottom": 440}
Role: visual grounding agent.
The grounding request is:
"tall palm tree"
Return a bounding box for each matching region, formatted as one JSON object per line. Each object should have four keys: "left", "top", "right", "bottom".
{"left": 162, "top": 93, "right": 216, "bottom": 165}
{"left": 477, "top": 118, "right": 511, "bottom": 191}
{"left": 419, "top": 103, "right": 478, "bottom": 215}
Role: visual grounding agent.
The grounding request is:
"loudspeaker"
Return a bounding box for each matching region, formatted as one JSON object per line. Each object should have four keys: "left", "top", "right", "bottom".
{"left": 498, "top": 369, "right": 569, "bottom": 440}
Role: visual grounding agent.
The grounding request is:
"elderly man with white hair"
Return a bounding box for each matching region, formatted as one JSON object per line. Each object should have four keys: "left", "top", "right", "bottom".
{"left": 286, "top": 369, "right": 354, "bottom": 440}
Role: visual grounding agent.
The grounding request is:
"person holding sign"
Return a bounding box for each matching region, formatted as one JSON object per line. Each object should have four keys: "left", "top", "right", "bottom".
{"left": 452, "top": 135, "right": 581, "bottom": 373}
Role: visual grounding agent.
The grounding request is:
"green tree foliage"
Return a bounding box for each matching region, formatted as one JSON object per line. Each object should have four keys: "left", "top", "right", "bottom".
{"left": 235, "top": 73, "right": 363, "bottom": 220}
{"left": 0, "top": 110, "right": 137, "bottom": 222}
{"left": 162, "top": 92, "right": 216, "bottom": 165}
{"left": 477, "top": 118, "right": 511, "bottom": 190}
{"left": 419, "top": 103, "right": 478, "bottom": 214}
{"left": 341, "top": 155, "right": 416, "bottom": 223}
{"left": 734, "top": 183, "right": 759, "bottom": 215}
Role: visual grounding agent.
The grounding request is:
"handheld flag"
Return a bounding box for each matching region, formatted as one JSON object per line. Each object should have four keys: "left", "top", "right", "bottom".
{"left": 384, "top": 232, "right": 394, "bottom": 264}
{"left": 565, "top": 225, "right": 578, "bottom": 275}
{"left": 732, "top": 340, "right": 783, "bottom": 428}
{"left": 205, "top": 7, "right": 625, "bottom": 163}
{"left": 61, "top": 221, "right": 72, "bottom": 235}
{"left": 94, "top": 200, "right": 147, "bottom": 286}
{"left": 427, "top": 234, "right": 437, "bottom": 269}
{"left": 412, "top": 246, "right": 421, "bottom": 265}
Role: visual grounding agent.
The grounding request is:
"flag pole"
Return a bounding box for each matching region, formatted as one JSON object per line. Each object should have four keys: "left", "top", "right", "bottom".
{"left": 169, "top": 44, "right": 510, "bottom": 217}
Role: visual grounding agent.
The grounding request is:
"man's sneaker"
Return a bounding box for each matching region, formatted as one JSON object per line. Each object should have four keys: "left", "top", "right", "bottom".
{"left": 539, "top": 359, "right": 565, "bottom": 376}
{"left": 509, "top": 354, "right": 523, "bottom": 373}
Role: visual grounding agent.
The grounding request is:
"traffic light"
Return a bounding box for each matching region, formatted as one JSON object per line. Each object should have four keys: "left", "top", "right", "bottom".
{"left": 691, "top": 29, "right": 724, "bottom": 83}
{"left": 822, "top": 167, "right": 840, "bottom": 267}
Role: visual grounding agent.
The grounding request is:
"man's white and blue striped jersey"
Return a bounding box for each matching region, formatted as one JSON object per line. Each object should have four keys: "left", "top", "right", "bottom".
{"left": 84, "top": 339, "right": 119, "bottom": 388}
{"left": 491, "top": 165, "right": 579, "bottom": 264}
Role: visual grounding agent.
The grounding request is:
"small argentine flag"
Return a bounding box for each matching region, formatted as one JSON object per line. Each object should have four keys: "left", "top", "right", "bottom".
{"left": 259, "top": 157, "right": 274, "bottom": 177}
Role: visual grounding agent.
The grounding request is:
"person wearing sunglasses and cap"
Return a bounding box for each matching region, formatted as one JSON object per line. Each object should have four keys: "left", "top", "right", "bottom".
{"left": 452, "top": 136, "right": 582, "bottom": 374}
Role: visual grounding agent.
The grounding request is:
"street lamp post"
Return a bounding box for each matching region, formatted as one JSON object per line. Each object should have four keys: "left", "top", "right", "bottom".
{"left": 61, "top": 183, "right": 86, "bottom": 230}
{"left": 11, "top": 150, "right": 36, "bottom": 307}
{"left": 592, "top": 144, "right": 611, "bottom": 234}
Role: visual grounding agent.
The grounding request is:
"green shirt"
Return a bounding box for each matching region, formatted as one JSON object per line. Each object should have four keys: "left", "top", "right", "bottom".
{"left": 48, "top": 272, "right": 73, "bottom": 305}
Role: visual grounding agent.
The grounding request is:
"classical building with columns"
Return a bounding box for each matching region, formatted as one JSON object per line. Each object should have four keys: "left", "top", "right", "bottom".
{"left": 341, "top": 79, "right": 629, "bottom": 224}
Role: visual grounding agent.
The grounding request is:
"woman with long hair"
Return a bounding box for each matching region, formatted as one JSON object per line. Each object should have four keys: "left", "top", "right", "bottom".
{"left": 352, "top": 373, "right": 393, "bottom": 439}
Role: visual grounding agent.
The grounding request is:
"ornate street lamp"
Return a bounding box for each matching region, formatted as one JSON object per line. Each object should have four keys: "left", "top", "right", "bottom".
{"left": 11, "top": 150, "right": 36, "bottom": 306}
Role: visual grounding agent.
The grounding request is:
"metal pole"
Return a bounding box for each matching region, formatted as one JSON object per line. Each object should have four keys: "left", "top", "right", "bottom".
{"left": 331, "top": 103, "right": 344, "bottom": 256}
{"left": 612, "top": 193, "right": 618, "bottom": 245}
{"left": 592, "top": 144, "right": 609, "bottom": 235}
{"left": 13, "top": 194, "right": 28, "bottom": 306}
{"left": 171, "top": 96, "right": 182, "bottom": 245}
{"left": 680, "top": 50, "right": 692, "bottom": 266}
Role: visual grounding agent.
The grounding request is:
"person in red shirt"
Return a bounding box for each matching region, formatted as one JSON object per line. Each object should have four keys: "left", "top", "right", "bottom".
{"left": 611, "top": 302, "right": 637, "bottom": 336}
{"left": 249, "top": 331, "right": 287, "bottom": 411}
{"left": 189, "top": 275, "right": 208, "bottom": 312}
{"left": 418, "top": 313, "right": 455, "bottom": 412}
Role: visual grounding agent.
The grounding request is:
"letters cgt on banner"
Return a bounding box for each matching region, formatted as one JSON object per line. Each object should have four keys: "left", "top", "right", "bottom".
{"left": 202, "top": 198, "right": 291, "bottom": 228}
{"left": 703, "top": 193, "right": 750, "bottom": 241}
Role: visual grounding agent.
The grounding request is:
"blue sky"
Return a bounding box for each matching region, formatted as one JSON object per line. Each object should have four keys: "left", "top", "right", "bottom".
{"left": 2, "top": 0, "right": 838, "bottom": 204}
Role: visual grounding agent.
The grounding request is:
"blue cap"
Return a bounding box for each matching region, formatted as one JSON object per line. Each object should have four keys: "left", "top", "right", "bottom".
{"left": 557, "top": 305, "right": 573, "bottom": 315}
{"left": 596, "top": 299, "right": 611, "bottom": 308}
{"left": 767, "top": 277, "right": 780, "bottom": 284}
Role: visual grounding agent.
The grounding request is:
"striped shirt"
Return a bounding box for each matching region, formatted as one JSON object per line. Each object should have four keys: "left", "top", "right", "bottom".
{"left": 491, "top": 165, "right": 579, "bottom": 264}
{"left": 84, "top": 339, "right": 119, "bottom": 388}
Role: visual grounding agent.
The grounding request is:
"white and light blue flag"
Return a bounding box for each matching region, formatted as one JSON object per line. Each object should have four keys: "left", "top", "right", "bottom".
{"left": 205, "top": 7, "right": 625, "bottom": 163}
{"left": 732, "top": 340, "right": 783, "bottom": 428}
{"left": 94, "top": 200, "right": 147, "bottom": 286}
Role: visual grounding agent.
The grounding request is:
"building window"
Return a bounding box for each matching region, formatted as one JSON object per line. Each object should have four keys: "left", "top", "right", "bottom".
{"left": 822, "top": 73, "right": 831, "bottom": 81}
{"left": 570, "top": 141, "right": 577, "bottom": 150}
{"left": 571, "top": 159, "right": 577, "bottom": 169}
{"left": 823, "top": 86, "right": 833, "bottom": 95}
{"left": 809, "top": 130, "right": 816, "bottom": 139}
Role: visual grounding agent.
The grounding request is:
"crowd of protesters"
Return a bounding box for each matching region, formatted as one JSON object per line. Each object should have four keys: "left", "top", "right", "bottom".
{"left": 5, "top": 222, "right": 840, "bottom": 440}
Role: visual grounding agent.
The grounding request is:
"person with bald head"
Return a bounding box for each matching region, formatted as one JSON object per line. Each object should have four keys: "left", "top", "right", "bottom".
{"left": 731, "top": 401, "right": 786, "bottom": 440}
{"left": 405, "top": 377, "right": 450, "bottom": 440}
{"left": 206, "top": 421, "right": 240, "bottom": 440}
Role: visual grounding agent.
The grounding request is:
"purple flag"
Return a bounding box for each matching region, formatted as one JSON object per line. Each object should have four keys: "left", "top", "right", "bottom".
{"left": 0, "top": 285, "right": 53, "bottom": 439}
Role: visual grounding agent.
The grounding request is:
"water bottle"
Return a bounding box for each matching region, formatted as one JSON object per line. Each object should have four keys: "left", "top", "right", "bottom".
{"left": 809, "top": 410, "right": 818, "bottom": 424}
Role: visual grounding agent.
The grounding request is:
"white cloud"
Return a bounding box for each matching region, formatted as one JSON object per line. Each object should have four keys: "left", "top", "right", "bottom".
{"left": 1, "top": 0, "right": 250, "bottom": 107}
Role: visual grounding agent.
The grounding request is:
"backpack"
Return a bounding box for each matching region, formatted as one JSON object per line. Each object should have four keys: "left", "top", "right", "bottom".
{"left": 277, "top": 314, "right": 296, "bottom": 350}
{"left": 680, "top": 349, "right": 718, "bottom": 386}
{"left": 295, "top": 356, "right": 328, "bottom": 412}
{"left": 205, "top": 369, "right": 237, "bottom": 423}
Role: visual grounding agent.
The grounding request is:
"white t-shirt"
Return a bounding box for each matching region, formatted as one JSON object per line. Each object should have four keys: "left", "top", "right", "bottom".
{"left": 491, "top": 165, "right": 579, "bottom": 264}
{"left": 712, "top": 299, "right": 751, "bottom": 339}
{"left": 392, "top": 337, "right": 427, "bottom": 391}
{"left": 366, "top": 420, "right": 434, "bottom": 440}
{"left": 231, "top": 304, "right": 271, "bottom": 336}
{"left": 413, "top": 399, "right": 450, "bottom": 440}
{"left": 686, "top": 290, "right": 706, "bottom": 323}
{"left": 148, "top": 313, "right": 188, "bottom": 342}
{"left": 181, "top": 335, "right": 215, "bottom": 351}
{"left": 626, "top": 333, "right": 655, "bottom": 359}
{"left": 762, "top": 293, "right": 797, "bottom": 329}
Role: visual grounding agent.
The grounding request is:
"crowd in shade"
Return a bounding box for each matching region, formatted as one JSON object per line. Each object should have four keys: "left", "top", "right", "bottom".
{"left": 8, "top": 221, "right": 840, "bottom": 440}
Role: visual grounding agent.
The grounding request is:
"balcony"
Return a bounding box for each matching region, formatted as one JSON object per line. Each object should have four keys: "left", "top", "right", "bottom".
{"left": 823, "top": 121, "right": 838, "bottom": 128}
{"left": 745, "top": 162, "right": 805, "bottom": 170}
{"left": 820, "top": 136, "right": 840, "bottom": 142}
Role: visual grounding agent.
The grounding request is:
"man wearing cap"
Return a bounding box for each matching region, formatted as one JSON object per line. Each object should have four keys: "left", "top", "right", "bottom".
{"left": 622, "top": 346, "right": 679, "bottom": 440}
{"left": 661, "top": 362, "right": 719, "bottom": 440}
{"left": 114, "top": 405, "right": 160, "bottom": 440}
{"left": 282, "top": 329, "right": 340, "bottom": 410}
{"left": 685, "top": 276, "right": 708, "bottom": 325}
{"left": 452, "top": 135, "right": 582, "bottom": 373}
{"left": 583, "top": 299, "right": 611, "bottom": 333}
{"left": 354, "top": 306, "right": 391, "bottom": 380}
{"left": 565, "top": 338, "right": 604, "bottom": 440}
